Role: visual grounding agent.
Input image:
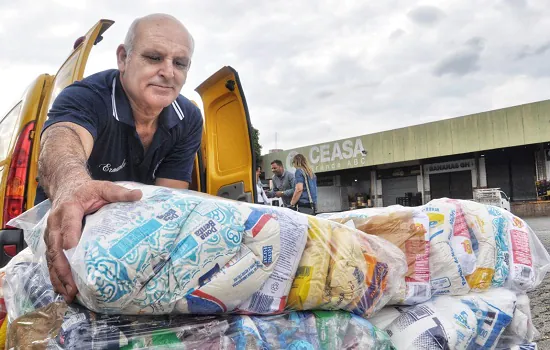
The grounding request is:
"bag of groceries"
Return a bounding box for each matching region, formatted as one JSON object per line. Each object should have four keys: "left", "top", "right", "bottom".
{"left": 6, "top": 182, "right": 407, "bottom": 318}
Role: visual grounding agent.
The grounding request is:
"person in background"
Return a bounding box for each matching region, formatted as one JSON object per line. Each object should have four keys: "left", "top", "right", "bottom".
{"left": 266, "top": 160, "right": 295, "bottom": 206}
{"left": 289, "top": 154, "right": 317, "bottom": 215}
{"left": 256, "top": 165, "right": 269, "bottom": 205}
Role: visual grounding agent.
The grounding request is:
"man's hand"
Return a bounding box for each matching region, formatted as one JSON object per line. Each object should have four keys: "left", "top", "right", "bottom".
{"left": 275, "top": 191, "right": 284, "bottom": 198}
{"left": 45, "top": 180, "right": 142, "bottom": 303}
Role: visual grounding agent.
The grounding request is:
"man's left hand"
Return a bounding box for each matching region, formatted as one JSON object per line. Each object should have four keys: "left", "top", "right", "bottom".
{"left": 275, "top": 191, "right": 284, "bottom": 198}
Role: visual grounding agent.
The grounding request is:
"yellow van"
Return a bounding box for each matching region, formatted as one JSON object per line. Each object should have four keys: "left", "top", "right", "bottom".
{"left": 0, "top": 19, "right": 257, "bottom": 266}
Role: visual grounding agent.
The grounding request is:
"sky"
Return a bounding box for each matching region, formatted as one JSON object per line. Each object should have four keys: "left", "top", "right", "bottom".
{"left": 1, "top": 0, "right": 550, "bottom": 153}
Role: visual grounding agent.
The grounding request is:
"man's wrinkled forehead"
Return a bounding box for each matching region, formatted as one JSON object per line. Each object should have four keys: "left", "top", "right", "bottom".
{"left": 133, "top": 17, "right": 194, "bottom": 55}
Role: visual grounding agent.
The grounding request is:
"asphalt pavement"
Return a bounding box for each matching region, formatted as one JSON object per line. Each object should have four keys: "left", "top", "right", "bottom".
{"left": 525, "top": 217, "right": 550, "bottom": 348}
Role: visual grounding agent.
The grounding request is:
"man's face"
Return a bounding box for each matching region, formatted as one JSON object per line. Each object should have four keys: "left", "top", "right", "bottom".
{"left": 117, "top": 19, "right": 193, "bottom": 112}
{"left": 271, "top": 164, "right": 283, "bottom": 176}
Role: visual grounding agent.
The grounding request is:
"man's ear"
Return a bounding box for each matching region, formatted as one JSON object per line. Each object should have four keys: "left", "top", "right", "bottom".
{"left": 116, "top": 44, "right": 128, "bottom": 72}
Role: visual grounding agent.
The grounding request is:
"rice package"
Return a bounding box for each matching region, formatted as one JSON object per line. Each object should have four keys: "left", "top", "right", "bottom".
{"left": 421, "top": 200, "right": 474, "bottom": 295}
{"left": 319, "top": 206, "right": 431, "bottom": 305}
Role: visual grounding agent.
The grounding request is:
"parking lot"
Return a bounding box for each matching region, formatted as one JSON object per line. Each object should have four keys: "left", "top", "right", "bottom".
{"left": 525, "top": 217, "right": 550, "bottom": 347}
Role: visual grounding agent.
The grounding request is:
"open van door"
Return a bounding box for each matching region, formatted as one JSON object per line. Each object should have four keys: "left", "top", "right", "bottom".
{"left": 0, "top": 19, "right": 115, "bottom": 268}
{"left": 195, "top": 66, "right": 256, "bottom": 202}
{"left": 28, "top": 19, "right": 115, "bottom": 206}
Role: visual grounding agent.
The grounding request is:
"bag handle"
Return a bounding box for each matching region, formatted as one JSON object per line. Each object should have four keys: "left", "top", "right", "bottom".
{"left": 303, "top": 170, "right": 314, "bottom": 210}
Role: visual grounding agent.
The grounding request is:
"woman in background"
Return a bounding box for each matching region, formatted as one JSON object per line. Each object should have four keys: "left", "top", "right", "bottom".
{"left": 256, "top": 165, "right": 270, "bottom": 205}
{"left": 289, "top": 154, "right": 318, "bottom": 215}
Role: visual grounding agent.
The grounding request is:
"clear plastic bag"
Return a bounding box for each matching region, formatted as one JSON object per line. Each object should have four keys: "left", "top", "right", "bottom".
{"left": 5, "top": 302, "right": 396, "bottom": 350}
{"left": 496, "top": 293, "right": 540, "bottom": 348}
{"left": 499, "top": 210, "right": 550, "bottom": 292}
{"left": 6, "top": 182, "right": 407, "bottom": 318}
{"left": 317, "top": 206, "right": 431, "bottom": 305}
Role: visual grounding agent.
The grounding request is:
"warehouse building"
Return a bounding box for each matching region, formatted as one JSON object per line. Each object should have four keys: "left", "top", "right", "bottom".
{"left": 262, "top": 100, "right": 550, "bottom": 215}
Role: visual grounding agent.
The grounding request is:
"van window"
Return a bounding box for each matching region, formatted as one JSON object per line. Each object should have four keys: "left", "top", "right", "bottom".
{"left": 0, "top": 102, "right": 22, "bottom": 161}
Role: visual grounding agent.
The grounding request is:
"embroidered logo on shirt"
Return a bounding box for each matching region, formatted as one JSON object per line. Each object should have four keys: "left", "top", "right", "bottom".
{"left": 99, "top": 159, "right": 127, "bottom": 173}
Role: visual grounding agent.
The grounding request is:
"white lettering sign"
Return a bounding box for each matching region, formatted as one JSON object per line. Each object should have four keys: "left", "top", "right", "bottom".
{"left": 306, "top": 138, "right": 367, "bottom": 172}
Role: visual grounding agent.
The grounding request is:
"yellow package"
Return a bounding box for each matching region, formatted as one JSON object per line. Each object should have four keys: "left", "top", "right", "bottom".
{"left": 322, "top": 225, "right": 367, "bottom": 310}
{"left": 287, "top": 217, "right": 332, "bottom": 310}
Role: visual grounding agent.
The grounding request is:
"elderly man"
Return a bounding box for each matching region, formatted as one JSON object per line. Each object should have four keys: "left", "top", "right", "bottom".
{"left": 36, "top": 14, "right": 202, "bottom": 302}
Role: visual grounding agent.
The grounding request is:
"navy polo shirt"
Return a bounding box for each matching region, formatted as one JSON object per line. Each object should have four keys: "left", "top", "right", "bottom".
{"left": 34, "top": 69, "right": 203, "bottom": 204}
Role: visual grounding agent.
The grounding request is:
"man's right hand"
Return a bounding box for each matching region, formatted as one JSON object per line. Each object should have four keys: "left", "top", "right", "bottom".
{"left": 44, "top": 180, "right": 142, "bottom": 303}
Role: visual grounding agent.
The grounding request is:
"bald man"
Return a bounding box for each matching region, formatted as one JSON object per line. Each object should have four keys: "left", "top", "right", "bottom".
{"left": 36, "top": 14, "right": 203, "bottom": 302}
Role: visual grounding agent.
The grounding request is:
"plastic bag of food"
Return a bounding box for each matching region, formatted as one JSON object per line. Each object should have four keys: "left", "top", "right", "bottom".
{"left": 384, "top": 295, "right": 478, "bottom": 350}
{"left": 10, "top": 183, "right": 283, "bottom": 315}
{"left": 287, "top": 215, "right": 407, "bottom": 318}
{"left": 455, "top": 199, "right": 500, "bottom": 291}
{"left": 319, "top": 206, "right": 431, "bottom": 305}
{"left": 6, "top": 301, "right": 396, "bottom": 350}
{"left": 500, "top": 210, "right": 550, "bottom": 291}
{"left": 7, "top": 181, "right": 406, "bottom": 319}
{"left": 457, "top": 288, "right": 517, "bottom": 349}
{"left": 421, "top": 200, "right": 474, "bottom": 295}
{"left": 2, "top": 247, "right": 64, "bottom": 324}
{"left": 496, "top": 293, "right": 540, "bottom": 348}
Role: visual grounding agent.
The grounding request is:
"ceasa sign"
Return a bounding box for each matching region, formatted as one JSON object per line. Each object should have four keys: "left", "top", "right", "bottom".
{"left": 291, "top": 138, "right": 367, "bottom": 172}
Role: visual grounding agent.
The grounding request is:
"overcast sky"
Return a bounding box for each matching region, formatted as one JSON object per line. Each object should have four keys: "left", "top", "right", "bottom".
{"left": 1, "top": 0, "right": 550, "bottom": 152}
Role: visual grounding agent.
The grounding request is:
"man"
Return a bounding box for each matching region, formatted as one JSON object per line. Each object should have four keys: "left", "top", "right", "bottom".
{"left": 266, "top": 160, "right": 295, "bottom": 206}
{"left": 256, "top": 165, "right": 269, "bottom": 205}
{"left": 36, "top": 14, "right": 202, "bottom": 303}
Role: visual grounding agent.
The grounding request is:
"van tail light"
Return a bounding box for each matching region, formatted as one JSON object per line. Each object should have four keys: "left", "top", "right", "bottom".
{"left": 2, "top": 121, "right": 35, "bottom": 228}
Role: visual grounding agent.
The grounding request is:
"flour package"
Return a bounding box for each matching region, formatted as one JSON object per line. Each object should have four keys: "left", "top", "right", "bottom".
{"left": 421, "top": 200, "right": 474, "bottom": 296}
{"left": 384, "top": 295, "right": 477, "bottom": 350}
{"left": 319, "top": 206, "right": 431, "bottom": 305}
{"left": 500, "top": 210, "right": 550, "bottom": 292}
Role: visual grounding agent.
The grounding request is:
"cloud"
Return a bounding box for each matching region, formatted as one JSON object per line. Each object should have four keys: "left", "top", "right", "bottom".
{"left": 433, "top": 37, "right": 485, "bottom": 77}
{"left": 407, "top": 5, "right": 446, "bottom": 26}
{"left": 516, "top": 42, "right": 550, "bottom": 60}
{"left": 1, "top": 0, "right": 550, "bottom": 153}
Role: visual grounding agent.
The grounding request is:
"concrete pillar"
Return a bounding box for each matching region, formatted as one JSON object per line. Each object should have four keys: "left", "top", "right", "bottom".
{"left": 370, "top": 170, "right": 378, "bottom": 207}
{"left": 423, "top": 170, "right": 431, "bottom": 203}
{"left": 479, "top": 157, "right": 487, "bottom": 187}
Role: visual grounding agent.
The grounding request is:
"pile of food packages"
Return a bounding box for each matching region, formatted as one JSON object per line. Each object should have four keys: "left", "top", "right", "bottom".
{"left": 0, "top": 181, "right": 548, "bottom": 349}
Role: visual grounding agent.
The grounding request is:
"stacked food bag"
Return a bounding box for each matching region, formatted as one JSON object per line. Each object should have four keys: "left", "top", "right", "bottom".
{"left": 1, "top": 182, "right": 548, "bottom": 349}
{"left": 319, "top": 197, "right": 550, "bottom": 349}
{"left": 1, "top": 182, "right": 407, "bottom": 349}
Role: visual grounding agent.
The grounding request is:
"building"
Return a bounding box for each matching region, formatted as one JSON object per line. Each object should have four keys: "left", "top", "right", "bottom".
{"left": 262, "top": 100, "right": 550, "bottom": 214}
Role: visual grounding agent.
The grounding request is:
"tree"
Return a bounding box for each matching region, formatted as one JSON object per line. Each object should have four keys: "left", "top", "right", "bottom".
{"left": 251, "top": 126, "right": 263, "bottom": 165}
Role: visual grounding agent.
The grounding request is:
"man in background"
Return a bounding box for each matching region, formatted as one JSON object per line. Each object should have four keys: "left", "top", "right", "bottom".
{"left": 266, "top": 160, "right": 295, "bottom": 206}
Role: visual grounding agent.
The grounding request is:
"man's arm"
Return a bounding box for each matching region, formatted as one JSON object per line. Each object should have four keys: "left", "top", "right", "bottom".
{"left": 38, "top": 84, "right": 142, "bottom": 303}
{"left": 38, "top": 123, "right": 93, "bottom": 200}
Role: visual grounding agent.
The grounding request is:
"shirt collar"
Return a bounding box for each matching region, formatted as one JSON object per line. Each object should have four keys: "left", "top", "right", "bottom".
{"left": 111, "top": 71, "right": 184, "bottom": 130}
